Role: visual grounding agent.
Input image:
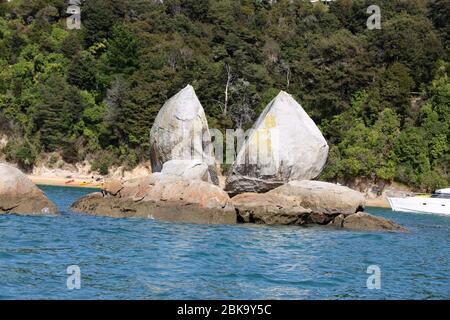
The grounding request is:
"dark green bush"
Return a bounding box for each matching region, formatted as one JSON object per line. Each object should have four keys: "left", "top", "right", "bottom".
{"left": 4, "top": 140, "right": 36, "bottom": 172}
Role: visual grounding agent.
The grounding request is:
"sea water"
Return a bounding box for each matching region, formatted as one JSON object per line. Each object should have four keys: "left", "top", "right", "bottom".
{"left": 0, "top": 185, "right": 448, "bottom": 299}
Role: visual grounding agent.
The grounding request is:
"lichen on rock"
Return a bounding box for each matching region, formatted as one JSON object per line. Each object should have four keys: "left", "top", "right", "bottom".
{"left": 226, "top": 91, "right": 329, "bottom": 195}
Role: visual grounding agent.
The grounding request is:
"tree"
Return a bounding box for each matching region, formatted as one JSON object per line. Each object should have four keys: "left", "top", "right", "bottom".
{"left": 0, "top": 0, "right": 448, "bottom": 190}
{"left": 180, "top": 0, "right": 210, "bottom": 21}
{"left": 222, "top": 62, "right": 233, "bottom": 116}
{"left": 32, "top": 75, "right": 83, "bottom": 152}
{"left": 373, "top": 62, "right": 415, "bottom": 124}
{"left": 429, "top": 0, "right": 450, "bottom": 47}
{"left": 106, "top": 24, "right": 140, "bottom": 74}
{"left": 229, "top": 78, "right": 258, "bottom": 129}
{"left": 81, "top": 0, "right": 126, "bottom": 46}
{"left": 104, "top": 76, "right": 128, "bottom": 144}
{"left": 372, "top": 13, "right": 444, "bottom": 86}
{"left": 67, "top": 51, "right": 97, "bottom": 90}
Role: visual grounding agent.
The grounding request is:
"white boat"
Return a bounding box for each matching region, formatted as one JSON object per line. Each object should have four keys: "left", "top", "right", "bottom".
{"left": 388, "top": 188, "right": 450, "bottom": 216}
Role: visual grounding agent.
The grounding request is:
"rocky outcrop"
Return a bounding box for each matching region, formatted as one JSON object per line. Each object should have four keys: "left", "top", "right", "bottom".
{"left": 149, "top": 85, "right": 218, "bottom": 184}
{"left": 102, "top": 179, "right": 124, "bottom": 196}
{"left": 268, "top": 180, "right": 365, "bottom": 215}
{"left": 329, "top": 212, "right": 407, "bottom": 232}
{"left": 230, "top": 180, "right": 405, "bottom": 231}
{"left": 71, "top": 174, "right": 235, "bottom": 224}
{"left": 225, "top": 91, "right": 329, "bottom": 195}
{"left": 230, "top": 180, "right": 362, "bottom": 226}
{"left": 0, "top": 164, "right": 58, "bottom": 215}
{"left": 72, "top": 175, "right": 405, "bottom": 231}
{"left": 231, "top": 192, "right": 317, "bottom": 225}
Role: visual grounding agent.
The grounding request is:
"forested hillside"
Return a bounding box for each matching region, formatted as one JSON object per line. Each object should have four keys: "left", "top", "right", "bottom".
{"left": 0, "top": 0, "right": 449, "bottom": 191}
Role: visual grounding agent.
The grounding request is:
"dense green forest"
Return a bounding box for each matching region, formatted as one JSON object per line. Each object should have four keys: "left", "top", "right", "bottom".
{"left": 0, "top": 0, "right": 449, "bottom": 191}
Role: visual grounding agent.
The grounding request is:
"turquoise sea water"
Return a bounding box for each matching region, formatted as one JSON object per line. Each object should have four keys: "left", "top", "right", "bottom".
{"left": 0, "top": 185, "right": 448, "bottom": 300}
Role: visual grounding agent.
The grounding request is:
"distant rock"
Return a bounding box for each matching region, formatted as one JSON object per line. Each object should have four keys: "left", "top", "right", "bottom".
{"left": 225, "top": 91, "right": 329, "bottom": 195}
{"left": 329, "top": 212, "right": 408, "bottom": 232}
{"left": 149, "top": 85, "right": 218, "bottom": 184}
{"left": 71, "top": 173, "right": 235, "bottom": 224}
{"left": 269, "top": 180, "right": 365, "bottom": 215}
{"left": 0, "top": 164, "right": 58, "bottom": 215}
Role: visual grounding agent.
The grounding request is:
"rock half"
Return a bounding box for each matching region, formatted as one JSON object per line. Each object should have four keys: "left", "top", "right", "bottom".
{"left": 149, "top": 85, "right": 218, "bottom": 184}
{"left": 225, "top": 91, "right": 329, "bottom": 195}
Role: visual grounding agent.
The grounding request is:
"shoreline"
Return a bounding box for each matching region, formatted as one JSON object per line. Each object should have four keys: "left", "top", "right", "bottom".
{"left": 29, "top": 176, "right": 103, "bottom": 189}
{"left": 364, "top": 197, "right": 390, "bottom": 208}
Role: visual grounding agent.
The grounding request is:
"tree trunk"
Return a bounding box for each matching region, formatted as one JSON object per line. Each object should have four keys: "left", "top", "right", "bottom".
{"left": 224, "top": 64, "right": 232, "bottom": 116}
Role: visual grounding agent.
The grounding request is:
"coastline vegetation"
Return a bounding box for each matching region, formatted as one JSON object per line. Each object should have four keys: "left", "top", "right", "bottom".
{"left": 0, "top": 0, "right": 448, "bottom": 191}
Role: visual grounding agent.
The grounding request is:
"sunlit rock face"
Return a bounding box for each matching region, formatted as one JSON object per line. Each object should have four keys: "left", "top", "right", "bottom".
{"left": 149, "top": 85, "right": 218, "bottom": 184}
{"left": 71, "top": 174, "right": 236, "bottom": 224}
{"left": 268, "top": 180, "right": 366, "bottom": 215}
{"left": 161, "top": 160, "right": 214, "bottom": 184}
{"left": 225, "top": 91, "right": 329, "bottom": 195}
{"left": 230, "top": 181, "right": 406, "bottom": 232}
{"left": 0, "top": 164, "right": 58, "bottom": 215}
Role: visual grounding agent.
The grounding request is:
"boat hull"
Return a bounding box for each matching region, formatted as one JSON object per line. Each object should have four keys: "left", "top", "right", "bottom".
{"left": 388, "top": 197, "right": 450, "bottom": 215}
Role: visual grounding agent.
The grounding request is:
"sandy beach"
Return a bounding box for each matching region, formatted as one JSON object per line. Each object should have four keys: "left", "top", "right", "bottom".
{"left": 365, "top": 197, "right": 390, "bottom": 208}
{"left": 28, "top": 175, "right": 103, "bottom": 189}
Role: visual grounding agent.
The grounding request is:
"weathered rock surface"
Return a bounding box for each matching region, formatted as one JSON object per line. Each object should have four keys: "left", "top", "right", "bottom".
{"left": 71, "top": 174, "right": 235, "bottom": 224}
{"left": 225, "top": 91, "right": 329, "bottom": 195}
{"left": 231, "top": 180, "right": 405, "bottom": 231}
{"left": 0, "top": 164, "right": 58, "bottom": 215}
{"left": 269, "top": 180, "right": 366, "bottom": 215}
{"left": 329, "top": 212, "right": 407, "bottom": 232}
{"left": 103, "top": 179, "right": 124, "bottom": 196}
{"left": 231, "top": 182, "right": 356, "bottom": 226}
{"left": 231, "top": 192, "right": 317, "bottom": 225}
{"left": 149, "top": 85, "right": 218, "bottom": 184}
{"left": 73, "top": 174, "right": 404, "bottom": 231}
{"left": 161, "top": 159, "right": 213, "bottom": 183}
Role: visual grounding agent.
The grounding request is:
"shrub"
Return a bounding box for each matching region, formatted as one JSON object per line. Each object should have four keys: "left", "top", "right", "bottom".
{"left": 4, "top": 140, "right": 36, "bottom": 172}
{"left": 90, "top": 151, "right": 115, "bottom": 176}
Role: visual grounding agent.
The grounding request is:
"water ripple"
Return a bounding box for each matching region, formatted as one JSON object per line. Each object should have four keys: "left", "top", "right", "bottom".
{"left": 0, "top": 186, "right": 448, "bottom": 299}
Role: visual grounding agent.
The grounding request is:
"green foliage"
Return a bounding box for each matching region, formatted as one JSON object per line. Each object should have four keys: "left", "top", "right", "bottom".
{"left": 31, "top": 74, "right": 83, "bottom": 152}
{"left": 0, "top": 0, "right": 448, "bottom": 190}
{"left": 68, "top": 51, "right": 97, "bottom": 90}
{"left": 106, "top": 23, "right": 140, "bottom": 74}
{"left": 81, "top": 0, "right": 126, "bottom": 46}
{"left": 90, "top": 150, "right": 114, "bottom": 175}
{"left": 372, "top": 12, "right": 444, "bottom": 86}
{"left": 322, "top": 67, "right": 450, "bottom": 190}
{"left": 3, "top": 139, "right": 36, "bottom": 172}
